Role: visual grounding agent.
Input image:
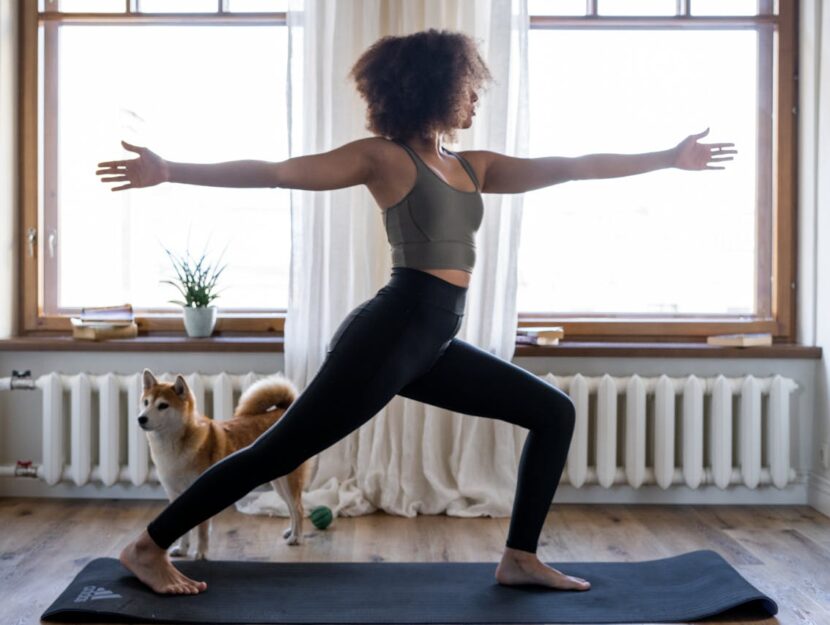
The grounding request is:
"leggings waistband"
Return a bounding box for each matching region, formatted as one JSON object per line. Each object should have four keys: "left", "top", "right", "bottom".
{"left": 386, "top": 267, "right": 467, "bottom": 315}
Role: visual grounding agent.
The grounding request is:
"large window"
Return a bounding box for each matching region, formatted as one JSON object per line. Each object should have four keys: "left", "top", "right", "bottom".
{"left": 518, "top": 0, "right": 796, "bottom": 341}
{"left": 19, "top": 0, "right": 797, "bottom": 342}
{"left": 23, "top": 0, "right": 291, "bottom": 333}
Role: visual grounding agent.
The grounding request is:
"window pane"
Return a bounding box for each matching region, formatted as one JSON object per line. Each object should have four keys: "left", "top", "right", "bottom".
{"left": 597, "top": 0, "right": 676, "bottom": 16}
{"left": 691, "top": 0, "right": 759, "bottom": 16}
{"left": 528, "top": 0, "right": 586, "bottom": 16}
{"left": 57, "top": 0, "right": 125, "bottom": 11}
{"left": 54, "top": 25, "right": 290, "bottom": 310}
{"left": 138, "top": 0, "right": 218, "bottom": 12}
{"left": 228, "top": 0, "right": 287, "bottom": 11}
{"left": 523, "top": 29, "right": 758, "bottom": 315}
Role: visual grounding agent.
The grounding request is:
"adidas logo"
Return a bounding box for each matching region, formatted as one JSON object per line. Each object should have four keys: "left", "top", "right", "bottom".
{"left": 73, "top": 585, "right": 123, "bottom": 603}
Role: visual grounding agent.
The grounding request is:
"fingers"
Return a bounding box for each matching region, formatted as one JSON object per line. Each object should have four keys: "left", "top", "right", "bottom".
{"left": 97, "top": 160, "right": 127, "bottom": 168}
{"left": 111, "top": 183, "right": 133, "bottom": 191}
{"left": 704, "top": 165, "right": 725, "bottom": 170}
{"left": 691, "top": 127, "right": 710, "bottom": 139}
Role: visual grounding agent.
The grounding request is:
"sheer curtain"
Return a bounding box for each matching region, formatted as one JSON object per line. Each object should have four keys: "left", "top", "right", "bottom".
{"left": 237, "top": 0, "right": 530, "bottom": 519}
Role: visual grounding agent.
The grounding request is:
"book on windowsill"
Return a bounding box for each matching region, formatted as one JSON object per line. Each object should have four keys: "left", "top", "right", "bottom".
{"left": 706, "top": 332, "right": 773, "bottom": 347}
{"left": 77, "top": 303, "right": 134, "bottom": 325}
{"left": 516, "top": 326, "right": 564, "bottom": 346}
{"left": 71, "top": 319, "right": 138, "bottom": 341}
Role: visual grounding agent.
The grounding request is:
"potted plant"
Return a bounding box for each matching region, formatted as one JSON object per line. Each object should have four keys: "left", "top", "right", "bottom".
{"left": 162, "top": 246, "right": 227, "bottom": 338}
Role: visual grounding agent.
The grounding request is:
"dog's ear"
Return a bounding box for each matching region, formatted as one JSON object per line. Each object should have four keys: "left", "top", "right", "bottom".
{"left": 142, "top": 369, "right": 157, "bottom": 390}
{"left": 173, "top": 375, "right": 190, "bottom": 398}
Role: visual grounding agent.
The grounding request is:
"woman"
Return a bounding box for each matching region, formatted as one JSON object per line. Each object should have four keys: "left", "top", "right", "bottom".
{"left": 97, "top": 29, "right": 735, "bottom": 596}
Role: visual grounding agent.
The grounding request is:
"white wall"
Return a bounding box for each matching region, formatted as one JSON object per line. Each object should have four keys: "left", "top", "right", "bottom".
{"left": 801, "top": 0, "right": 830, "bottom": 516}
{"left": 0, "top": 350, "right": 818, "bottom": 506}
{"left": 0, "top": 0, "right": 17, "bottom": 339}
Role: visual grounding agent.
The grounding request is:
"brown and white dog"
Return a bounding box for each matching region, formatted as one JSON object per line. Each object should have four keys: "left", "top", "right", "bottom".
{"left": 138, "top": 369, "right": 312, "bottom": 560}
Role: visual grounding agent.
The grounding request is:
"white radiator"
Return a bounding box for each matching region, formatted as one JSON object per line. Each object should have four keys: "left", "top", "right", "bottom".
{"left": 0, "top": 372, "right": 266, "bottom": 486}
{"left": 544, "top": 373, "right": 798, "bottom": 489}
{"left": 0, "top": 372, "right": 799, "bottom": 489}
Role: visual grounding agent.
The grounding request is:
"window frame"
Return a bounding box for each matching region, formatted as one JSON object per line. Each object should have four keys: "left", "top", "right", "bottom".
{"left": 520, "top": 1, "right": 798, "bottom": 343}
{"left": 17, "top": 0, "right": 799, "bottom": 342}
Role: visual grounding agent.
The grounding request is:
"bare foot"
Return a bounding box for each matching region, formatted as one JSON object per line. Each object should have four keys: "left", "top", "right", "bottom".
{"left": 119, "top": 530, "right": 208, "bottom": 595}
{"left": 495, "top": 547, "right": 590, "bottom": 591}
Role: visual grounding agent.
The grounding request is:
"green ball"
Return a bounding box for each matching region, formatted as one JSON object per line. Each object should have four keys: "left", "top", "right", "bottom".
{"left": 310, "top": 505, "right": 333, "bottom": 530}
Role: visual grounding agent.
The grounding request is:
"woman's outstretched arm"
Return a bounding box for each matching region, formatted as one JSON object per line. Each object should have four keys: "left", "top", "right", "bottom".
{"left": 461, "top": 128, "right": 737, "bottom": 194}
{"left": 96, "top": 138, "right": 379, "bottom": 192}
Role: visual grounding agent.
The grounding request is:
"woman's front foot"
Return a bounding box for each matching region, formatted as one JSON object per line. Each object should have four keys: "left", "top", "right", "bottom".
{"left": 495, "top": 546, "right": 590, "bottom": 591}
{"left": 119, "top": 530, "right": 208, "bottom": 595}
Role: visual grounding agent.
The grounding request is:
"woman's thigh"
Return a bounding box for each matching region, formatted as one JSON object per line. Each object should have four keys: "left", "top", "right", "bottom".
{"left": 397, "top": 338, "right": 575, "bottom": 429}
{"left": 250, "top": 294, "right": 462, "bottom": 461}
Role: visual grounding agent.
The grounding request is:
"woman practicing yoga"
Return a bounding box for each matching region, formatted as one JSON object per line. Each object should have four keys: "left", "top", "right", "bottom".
{"left": 96, "top": 28, "right": 735, "bottom": 596}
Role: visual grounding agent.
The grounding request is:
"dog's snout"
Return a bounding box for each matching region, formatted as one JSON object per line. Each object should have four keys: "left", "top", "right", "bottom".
{"left": 138, "top": 416, "right": 148, "bottom": 425}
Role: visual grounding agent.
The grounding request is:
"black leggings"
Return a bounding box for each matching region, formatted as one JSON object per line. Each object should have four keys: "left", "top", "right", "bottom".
{"left": 146, "top": 267, "right": 576, "bottom": 554}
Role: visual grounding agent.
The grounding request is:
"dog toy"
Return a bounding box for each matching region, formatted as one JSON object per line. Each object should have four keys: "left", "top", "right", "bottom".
{"left": 310, "top": 505, "right": 333, "bottom": 530}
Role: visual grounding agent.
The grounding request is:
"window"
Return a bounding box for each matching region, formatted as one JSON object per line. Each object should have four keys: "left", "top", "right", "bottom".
{"left": 21, "top": 0, "right": 291, "bottom": 333}
{"left": 521, "top": 0, "right": 796, "bottom": 341}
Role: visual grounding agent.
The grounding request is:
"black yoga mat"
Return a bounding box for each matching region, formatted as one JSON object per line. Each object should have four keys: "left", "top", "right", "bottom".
{"left": 42, "top": 549, "right": 777, "bottom": 624}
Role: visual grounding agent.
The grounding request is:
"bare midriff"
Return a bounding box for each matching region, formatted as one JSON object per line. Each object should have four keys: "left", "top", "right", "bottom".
{"left": 420, "top": 268, "right": 471, "bottom": 288}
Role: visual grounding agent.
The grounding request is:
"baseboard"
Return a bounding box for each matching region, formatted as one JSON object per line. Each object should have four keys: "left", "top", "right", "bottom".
{"left": 1, "top": 477, "right": 810, "bottom": 506}
{"left": 808, "top": 470, "right": 830, "bottom": 519}
{"left": 552, "top": 482, "right": 808, "bottom": 505}
{"left": 0, "top": 477, "right": 166, "bottom": 500}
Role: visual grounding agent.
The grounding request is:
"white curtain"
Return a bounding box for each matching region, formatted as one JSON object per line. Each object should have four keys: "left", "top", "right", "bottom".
{"left": 237, "top": 0, "right": 529, "bottom": 519}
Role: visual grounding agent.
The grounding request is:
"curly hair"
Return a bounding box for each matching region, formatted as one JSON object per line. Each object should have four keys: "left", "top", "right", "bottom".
{"left": 349, "top": 29, "right": 493, "bottom": 143}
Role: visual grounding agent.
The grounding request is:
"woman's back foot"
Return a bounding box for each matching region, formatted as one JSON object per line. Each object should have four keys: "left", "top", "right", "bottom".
{"left": 118, "top": 530, "right": 208, "bottom": 595}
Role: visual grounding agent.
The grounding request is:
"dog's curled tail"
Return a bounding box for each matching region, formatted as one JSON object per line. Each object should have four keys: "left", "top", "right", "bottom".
{"left": 234, "top": 374, "right": 298, "bottom": 417}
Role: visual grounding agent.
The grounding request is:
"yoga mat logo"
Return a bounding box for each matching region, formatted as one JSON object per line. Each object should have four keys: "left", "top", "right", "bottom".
{"left": 73, "top": 585, "right": 123, "bottom": 603}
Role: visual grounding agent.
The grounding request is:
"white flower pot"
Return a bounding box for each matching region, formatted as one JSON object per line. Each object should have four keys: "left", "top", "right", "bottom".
{"left": 182, "top": 306, "right": 217, "bottom": 338}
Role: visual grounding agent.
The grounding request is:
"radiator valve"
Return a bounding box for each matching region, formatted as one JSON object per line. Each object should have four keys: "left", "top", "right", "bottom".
{"left": 10, "top": 370, "right": 36, "bottom": 391}
{"left": 15, "top": 460, "right": 38, "bottom": 478}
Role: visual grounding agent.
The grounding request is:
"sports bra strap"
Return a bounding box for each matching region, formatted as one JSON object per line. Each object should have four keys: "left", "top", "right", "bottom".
{"left": 447, "top": 150, "right": 480, "bottom": 190}
{"left": 392, "top": 140, "right": 421, "bottom": 164}
{"left": 393, "top": 140, "right": 480, "bottom": 191}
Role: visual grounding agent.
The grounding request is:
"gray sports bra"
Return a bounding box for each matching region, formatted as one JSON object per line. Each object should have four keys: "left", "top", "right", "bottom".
{"left": 382, "top": 140, "right": 484, "bottom": 273}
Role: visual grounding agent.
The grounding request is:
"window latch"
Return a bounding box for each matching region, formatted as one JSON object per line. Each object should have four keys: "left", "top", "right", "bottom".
{"left": 26, "top": 227, "right": 37, "bottom": 257}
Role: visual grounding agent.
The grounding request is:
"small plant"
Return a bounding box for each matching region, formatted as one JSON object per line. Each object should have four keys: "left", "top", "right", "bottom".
{"left": 161, "top": 246, "right": 227, "bottom": 308}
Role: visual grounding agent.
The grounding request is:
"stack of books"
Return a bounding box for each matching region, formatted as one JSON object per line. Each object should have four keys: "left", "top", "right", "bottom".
{"left": 71, "top": 304, "right": 138, "bottom": 341}
{"left": 706, "top": 332, "right": 773, "bottom": 347}
{"left": 516, "top": 325, "right": 564, "bottom": 346}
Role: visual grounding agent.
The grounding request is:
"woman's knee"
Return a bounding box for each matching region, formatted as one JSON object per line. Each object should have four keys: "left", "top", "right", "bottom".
{"left": 539, "top": 386, "right": 576, "bottom": 435}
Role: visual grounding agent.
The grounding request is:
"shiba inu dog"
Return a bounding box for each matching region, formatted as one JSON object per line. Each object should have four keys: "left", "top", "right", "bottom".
{"left": 138, "top": 369, "right": 312, "bottom": 560}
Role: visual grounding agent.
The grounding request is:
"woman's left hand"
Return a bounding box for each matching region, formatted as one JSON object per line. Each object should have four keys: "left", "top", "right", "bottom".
{"left": 672, "top": 128, "right": 737, "bottom": 170}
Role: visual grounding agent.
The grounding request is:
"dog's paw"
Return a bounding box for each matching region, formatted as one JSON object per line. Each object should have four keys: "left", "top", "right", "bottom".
{"left": 168, "top": 546, "right": 187, "bottom": 557}
{"left": 193, "top": 551, "right": 209, "bottom": 561}
{"left": 283, "top": 529, "right": 301, "bottom": 545}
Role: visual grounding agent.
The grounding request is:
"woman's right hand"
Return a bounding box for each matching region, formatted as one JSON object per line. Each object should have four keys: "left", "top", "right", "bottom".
{"left": 96, "top": 140, "right": 168, "bottom": 191}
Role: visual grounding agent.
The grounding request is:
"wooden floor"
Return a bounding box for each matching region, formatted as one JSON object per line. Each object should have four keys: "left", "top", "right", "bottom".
{"left": 2, "top": 498, "right": 828, "bottom": 625}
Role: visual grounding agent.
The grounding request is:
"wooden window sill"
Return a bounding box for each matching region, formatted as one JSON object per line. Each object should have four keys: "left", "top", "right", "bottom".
{"left": 0, "top": 335, "right": 821, "bottom": 359}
